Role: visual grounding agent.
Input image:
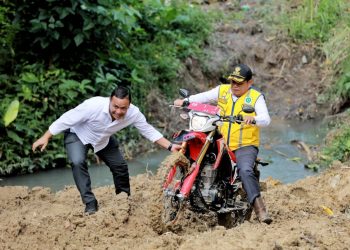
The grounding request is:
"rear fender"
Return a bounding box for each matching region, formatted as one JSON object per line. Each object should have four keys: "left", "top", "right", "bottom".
{"left": 213, "top": 138, "right": 225, "bottom": 169}
{"left": 227, "top": 146, "right": 237, "bottom": 184}
{"left": 212, "top": 138, "right": 237, "bottom": 170}
{"left": 227, "top": 147, "right": 236, "bottom": 162}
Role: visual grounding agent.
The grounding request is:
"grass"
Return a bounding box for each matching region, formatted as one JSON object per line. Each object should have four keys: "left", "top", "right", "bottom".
{"left": 280, "top": 0, "right": 350, "bottom": 164}
{"left": 286, "top": 0, "right": 345, "bottom": 42}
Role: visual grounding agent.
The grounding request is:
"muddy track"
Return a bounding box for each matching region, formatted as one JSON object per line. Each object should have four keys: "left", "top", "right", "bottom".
{"left": 1, "top": 161, "right": 349, "bottom": 249}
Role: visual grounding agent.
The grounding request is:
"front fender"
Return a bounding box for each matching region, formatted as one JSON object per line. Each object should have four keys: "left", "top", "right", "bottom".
{"left": 172, "top": 130, "right": 207, "bottom": 143}
{"left": 172, "top": 130, "right": 207, "bottom": 161}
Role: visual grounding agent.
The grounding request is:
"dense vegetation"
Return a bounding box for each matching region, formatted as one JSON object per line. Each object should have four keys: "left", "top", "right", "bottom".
{"left": 283, "top": 0, "right": 350, "bottom": 164}
{"left": 1, "top": 0, "right": 349, "bottom": 175}
{"left": 0, "top": 0, "right": 213, "bottom": 175}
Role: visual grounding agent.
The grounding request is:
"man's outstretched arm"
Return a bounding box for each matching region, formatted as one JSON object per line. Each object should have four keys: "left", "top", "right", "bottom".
{"left": 32, "top": 130, "right": 53, "bottom": 152}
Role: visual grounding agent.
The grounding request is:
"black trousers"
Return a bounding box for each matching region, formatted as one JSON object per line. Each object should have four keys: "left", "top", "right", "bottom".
{"left": 234, "top": 145, "right": 260, "bottom": 204}
{"left": 64, "top": 131, "right": 130, "bottom": 204}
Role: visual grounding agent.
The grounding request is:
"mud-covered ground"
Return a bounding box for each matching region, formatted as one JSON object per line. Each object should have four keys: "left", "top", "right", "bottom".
{"left": 1, "top": 160, "right": 349, "bottom": 249}
{"left": 2, "top": 1, "right": 349, "bottom": 249}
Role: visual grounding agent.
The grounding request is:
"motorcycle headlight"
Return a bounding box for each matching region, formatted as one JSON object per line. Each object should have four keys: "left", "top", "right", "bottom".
{"left": 191, "top": 115, "right": 209, "bottom": 130}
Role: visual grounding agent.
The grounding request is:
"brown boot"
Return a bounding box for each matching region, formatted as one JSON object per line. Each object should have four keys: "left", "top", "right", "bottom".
{"left": 253, "top": 196, "right": 272, "bottom": 224}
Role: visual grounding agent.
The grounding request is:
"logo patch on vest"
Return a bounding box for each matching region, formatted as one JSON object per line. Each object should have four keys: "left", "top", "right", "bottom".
{"left": 245, "top": 97, "right": 252, "bottom": 104}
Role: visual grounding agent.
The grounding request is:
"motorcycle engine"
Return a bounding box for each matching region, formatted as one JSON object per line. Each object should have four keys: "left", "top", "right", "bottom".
{"left": 200, "top": 164, "right": 218, "bottom": 203}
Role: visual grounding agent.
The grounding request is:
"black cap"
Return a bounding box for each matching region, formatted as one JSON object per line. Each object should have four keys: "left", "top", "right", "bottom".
{"left": 227, "top": 64, "right": 253, "bottom": 83}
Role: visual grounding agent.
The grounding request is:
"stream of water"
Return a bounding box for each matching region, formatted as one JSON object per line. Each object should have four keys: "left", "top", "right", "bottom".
{"left": 0, "top": 118, "right": 328, "bottom": 192}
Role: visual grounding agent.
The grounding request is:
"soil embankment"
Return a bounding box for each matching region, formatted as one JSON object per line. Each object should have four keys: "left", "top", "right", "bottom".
{"left": 148, "top": 0, "right": 330, "bottom": 150}
{"left": 0, "top": 162, "right": 349, "bottom": 249}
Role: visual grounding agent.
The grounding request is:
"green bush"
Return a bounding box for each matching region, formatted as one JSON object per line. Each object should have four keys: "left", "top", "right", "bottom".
{"left": 0, "top": 64, "right": 94, "bottom": 175}
{"left": 333, "top": 59, "right": 350, "bottom": 108}
{"left": 4, "top": 0, "right": 212, "bottom": 101}
{"left": 6, "top": 0, "right": 141, "bottom": 77}
{"left": 282, "top": 0, "right": 350, "bottom": 166}
{"left": 106, "top": 0, "right": 213, "bottom": 105}
{"left": 318, "top": 22, "right": 350, "bottom": 110}
{"left": 0, "top": 0, "right": 213, "bottom": 175}
{"left": 285, "top": 0, "right": 345, "bottom": 42}
{"left": 322, "top": 124, "right": 350, "bottom": 164}
{"left": 0, "top": 4, "right": 17, "bottom": 72}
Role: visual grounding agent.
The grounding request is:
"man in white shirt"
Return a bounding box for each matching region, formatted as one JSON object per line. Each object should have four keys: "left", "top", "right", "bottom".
{"left": 174, "top": 64, "right": 272, "bottom": 224}
{"left": 32, "top": 85, "right": 180, "bottom": 214}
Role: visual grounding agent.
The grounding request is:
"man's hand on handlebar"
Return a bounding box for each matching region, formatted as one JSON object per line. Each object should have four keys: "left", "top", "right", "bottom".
{"left": 174, "top": 99, "right": 184, "bottom": 107}
{"left": 243, "top": 115, "right": 256, "bottom": 125}
{"left": 174, "top": 99, "right": 190, "bottom": 107}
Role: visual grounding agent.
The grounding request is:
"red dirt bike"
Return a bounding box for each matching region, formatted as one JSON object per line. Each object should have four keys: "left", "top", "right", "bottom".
{"left": 161, "top": 89, "right": 269, "bottom": 228}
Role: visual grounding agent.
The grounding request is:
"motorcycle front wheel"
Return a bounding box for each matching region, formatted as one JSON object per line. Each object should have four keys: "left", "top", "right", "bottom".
{"left": 158, "top": 152, "right": 190, "bottom": 230}
{"left": 161, "top": 162, "right": 186, "bottom": 226}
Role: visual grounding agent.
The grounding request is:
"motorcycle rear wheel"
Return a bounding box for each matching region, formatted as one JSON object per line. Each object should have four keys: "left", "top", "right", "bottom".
{"left": 217, "top": 203, "right": 252, "bottom": 228}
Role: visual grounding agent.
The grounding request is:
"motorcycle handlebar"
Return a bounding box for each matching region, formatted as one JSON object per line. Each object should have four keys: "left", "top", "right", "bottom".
{"left": 220, "top": 115, "right": 256, "bottom": 125}
{"left": 169, "top": 103, "right": 256, "bottom": 125}
{"left": 182, "top": 100, "right": 190, "bottom": 107}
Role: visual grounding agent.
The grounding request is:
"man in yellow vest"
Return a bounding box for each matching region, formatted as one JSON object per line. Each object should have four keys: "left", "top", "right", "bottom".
{"left": 174, "top": 63, "right": 272, "bottom": 224}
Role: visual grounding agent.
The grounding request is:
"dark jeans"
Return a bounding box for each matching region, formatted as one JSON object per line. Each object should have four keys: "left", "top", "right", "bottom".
{"left": 64, "top": 131, "right": 130, "bottom": 204}
{"left": 234, "top": 145, "right": 260, "bottom": 204}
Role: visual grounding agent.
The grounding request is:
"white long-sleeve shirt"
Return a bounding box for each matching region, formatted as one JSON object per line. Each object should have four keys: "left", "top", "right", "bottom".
{"left": 49, "top": 96, "right": 163, "bottom": 152}
{"left": 187, "top": 86, "right": 271, "bottom": 127}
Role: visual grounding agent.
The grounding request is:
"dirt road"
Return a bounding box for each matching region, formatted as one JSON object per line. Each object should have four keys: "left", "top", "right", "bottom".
{"left": 1, "top": 161, "right": 349, "bottom": 249}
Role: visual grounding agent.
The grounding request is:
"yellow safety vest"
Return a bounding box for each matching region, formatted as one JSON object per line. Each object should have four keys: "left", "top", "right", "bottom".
{"left": 217, "top": 84, "right": 261, "bottom": 151}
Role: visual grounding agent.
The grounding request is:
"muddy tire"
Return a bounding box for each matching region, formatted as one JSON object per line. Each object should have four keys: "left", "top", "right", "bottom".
{"left": 161, "top": 196, "right": 184, "bottom": 232}
{"left": 162, "top": 192, "right": 182, "bottom": 224}
{"left": 151, "top": 152, "right": 189, "bottom": 233}
{"left": 155, "top": 151, "right": 190, "bottom": 181}
{"left": 160, "top": 163, "right": 186, "bottom": 228}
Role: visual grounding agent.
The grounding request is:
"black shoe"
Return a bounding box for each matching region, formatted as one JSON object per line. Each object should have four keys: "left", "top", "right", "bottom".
{"left": 84, "top": 199, "right": 98, "bottom": 215}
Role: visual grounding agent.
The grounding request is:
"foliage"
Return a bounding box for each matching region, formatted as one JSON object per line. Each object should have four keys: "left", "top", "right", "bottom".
{"left": 321, "top": 123, "right": 350, "bottom": 164}
{"left": 0, "top": 3, "right": 17, "bottom": 72}
{"left": 3, "top": 99, "right": 19, "bottom": 127}
{"left": 320, "top": 22, "right": 350, "bottom": 110}
{"left": 5, "top": 0, "right": 141, "bottom": 77}
{"left": 0, "top": 0, "right": 213, "bottom": 175}
{"left": 4, "top": 0, "right": 212, "bottom": 99}
{"left": 323, "top": 22, "right": 350, "bottom": 68}
{"left": 4, "top": 0, "right": 212, "bottom": 98}
{"left": 104, "top": 0, "right": 213, "bottom": 104}
{"left": 281, "top": 0, "right": 350, "bottom": 165}
{"left": 0, "top": 64, "right": 95, "bottom": 175}
{"left": 285, "top": 0, "right": 346, "bottom": 42}
{"left": 335, "top": 62, "right": 350, "bottom": 99}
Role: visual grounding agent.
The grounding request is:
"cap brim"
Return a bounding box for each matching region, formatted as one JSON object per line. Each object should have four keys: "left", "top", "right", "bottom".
{"left": 228, "top": 75, "right": 245, "bottom": 83}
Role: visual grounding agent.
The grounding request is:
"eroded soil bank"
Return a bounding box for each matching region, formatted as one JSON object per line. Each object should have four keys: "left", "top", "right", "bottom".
{"left": 147, "top": 0, "right": 331, "bottom": 155}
